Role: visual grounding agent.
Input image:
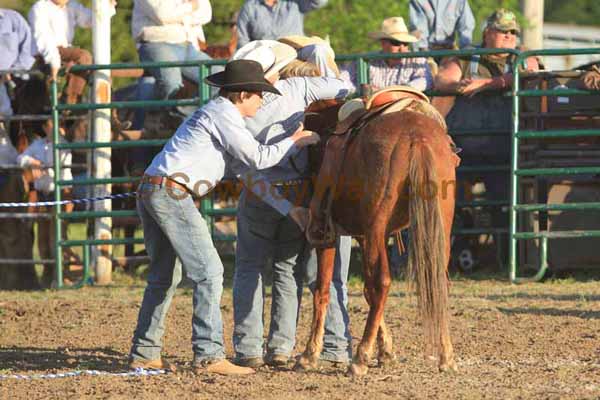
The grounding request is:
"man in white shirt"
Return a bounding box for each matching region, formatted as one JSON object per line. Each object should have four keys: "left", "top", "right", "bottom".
{"left": 28, "top": 0, "right": 117, "bottom": 104}
{"left": 132, "top": 0, "right": 213, "bottom": 100}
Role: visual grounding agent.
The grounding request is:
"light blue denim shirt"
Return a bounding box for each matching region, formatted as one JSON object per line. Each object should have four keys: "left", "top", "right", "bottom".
{"left": 409, "top": 0, "right": 475, "bottom": 50}
{"left": 237, "top": 0, "right": 328, "bottom": 48}
{"left": 145, "top": 97, "right": 299, "bottom": 209}
{"left": 0, "top": 9, "right": 35, "bottom": 70}
{"left": 243, "top": 76, "right": 352, "bottom": 184}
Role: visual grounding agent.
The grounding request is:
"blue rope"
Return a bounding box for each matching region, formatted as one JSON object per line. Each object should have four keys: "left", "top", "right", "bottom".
{"left": 0, "top": 192, "right": 137, "bottom": 208}
{"left": 0, "top": 367, "right": 169, "bottom": 380}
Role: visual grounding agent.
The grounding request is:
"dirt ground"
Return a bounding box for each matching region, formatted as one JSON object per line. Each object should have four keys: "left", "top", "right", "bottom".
{"left": 1, "top": 276, "right": 600, "bottom": 400}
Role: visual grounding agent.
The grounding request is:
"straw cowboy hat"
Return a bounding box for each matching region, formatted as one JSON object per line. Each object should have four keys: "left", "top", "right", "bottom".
{"left": 205, "top": 59, "right": 282, "bottom": 95}
{"left": 232, "top": 40, "right": 297, "bottom": 78}
{"left": 368, "top": 17, "right": 418, "bottom": 43}
{"left": 278, "top": 35, "right": 341, "bottom": 77}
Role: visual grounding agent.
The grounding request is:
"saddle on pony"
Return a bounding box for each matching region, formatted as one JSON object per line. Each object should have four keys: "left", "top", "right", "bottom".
{"left": 335, "top": 85, "right": 445, "bottom": 134}
{"left": 307, "top": 85, "right": 450, "bottom": 247}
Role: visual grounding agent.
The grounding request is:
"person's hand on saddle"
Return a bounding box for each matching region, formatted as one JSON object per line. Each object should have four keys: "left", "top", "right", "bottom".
{"left": 289, "top": 206, "right": 310, "bottom": 231}
{"left": 289, "top": 122, "right": 320, "bottom": 147}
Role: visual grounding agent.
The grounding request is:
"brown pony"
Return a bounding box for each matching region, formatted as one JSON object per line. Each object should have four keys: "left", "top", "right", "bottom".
{"left": 297, "top": 100, "right": 460, "bottom": 376}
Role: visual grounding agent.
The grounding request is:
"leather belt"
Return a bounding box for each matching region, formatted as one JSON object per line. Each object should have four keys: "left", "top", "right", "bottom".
{"left": 271, "top": 178, "right": 309, "bottom": 187}
{"left": 140, "top": 175, "right": 192, "bottom": 194}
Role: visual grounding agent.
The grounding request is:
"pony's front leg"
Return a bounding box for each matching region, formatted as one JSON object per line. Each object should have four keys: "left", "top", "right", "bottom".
{"left": 295, "top": 247, "right": 336, "bottom": 371}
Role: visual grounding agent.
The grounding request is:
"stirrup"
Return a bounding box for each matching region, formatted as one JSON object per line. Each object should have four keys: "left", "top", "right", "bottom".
{"left": 306, "top": 216, "right": 337, "bottom": 248}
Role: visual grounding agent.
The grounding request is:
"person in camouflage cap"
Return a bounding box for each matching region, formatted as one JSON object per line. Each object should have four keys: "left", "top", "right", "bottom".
{"left": 435, "top": 8, "right": 535, "bottom": 98}
{"left": 485, "top": 8, "right": 520, "bottom": 34}
{"left": 481, "top": 8, "right": 521, "bottom": 49}
{"left": 432, "top": 8, "right": 539, "bottom": 268}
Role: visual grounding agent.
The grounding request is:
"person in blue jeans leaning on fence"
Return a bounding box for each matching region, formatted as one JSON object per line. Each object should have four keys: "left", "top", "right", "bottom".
{"left": 128, "top": 58, "right": 320, "bottom": 376}
{"left": 230, "top": 40, "right": 354, "bottom": 368}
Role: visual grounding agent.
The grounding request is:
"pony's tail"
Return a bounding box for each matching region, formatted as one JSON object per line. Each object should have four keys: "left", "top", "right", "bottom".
{"left": 407, "top": 139, "right": 450, "bottom": 356}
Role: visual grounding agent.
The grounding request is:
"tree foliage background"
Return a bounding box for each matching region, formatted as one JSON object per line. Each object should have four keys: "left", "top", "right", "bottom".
{"left": 4, "top": 0, "right": 599, "bottom": 64}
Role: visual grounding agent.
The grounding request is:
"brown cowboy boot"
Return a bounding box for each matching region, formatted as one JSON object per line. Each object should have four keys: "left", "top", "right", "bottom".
{"left": 193, "top": 359, "right": 255, "bottom": 376}
{"left": 129, "top": 357, "right": 177, "bottom": 372}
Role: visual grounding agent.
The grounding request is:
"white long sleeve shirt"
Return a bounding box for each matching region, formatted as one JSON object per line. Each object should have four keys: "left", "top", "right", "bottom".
{"left": 17, "top": 137, "right": 72, "bottom": 194}
{"left": 28, "top": 0, "right": 115, "bottom": 69}
{"left": 132, "top": 0, "right": 212, "bottom": 47}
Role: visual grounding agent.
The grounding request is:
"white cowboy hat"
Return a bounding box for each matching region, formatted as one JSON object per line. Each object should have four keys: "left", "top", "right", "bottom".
{"left": 367, "top": 17, "right": 418, "bottom": 43}
{"left": 278, "top": 35, "right": 341, "bottom": 77}
{"left": 232, "top": 40, "right": 297, "bottom": 78}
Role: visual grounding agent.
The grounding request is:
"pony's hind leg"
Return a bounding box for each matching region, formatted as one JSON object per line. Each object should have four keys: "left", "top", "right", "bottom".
{"left": 350, "top": 232, "right": 391, "bottom": 376}
{"left": 296, "top": 247, "right": 336, "bottom": 371}
{"left": 357, "top": 237, "right": 395, "bottom": 366}
{"left": 377, "top": 319, "right": 395, "bottom": 366}
{"left": 438, "top": 194, "right": 457, "bottom": 372}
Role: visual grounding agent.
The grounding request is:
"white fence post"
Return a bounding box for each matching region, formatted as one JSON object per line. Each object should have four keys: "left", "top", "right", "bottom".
{"left": 92, "top": 0, "right": 112, "bottom": 285}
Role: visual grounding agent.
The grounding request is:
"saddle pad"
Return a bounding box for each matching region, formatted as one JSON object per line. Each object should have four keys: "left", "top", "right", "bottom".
{"left": 366, "top": 85, "right": 429, "bottom": 110}
{"left": 381, "top": 98, "right": 448, "bottom": 131}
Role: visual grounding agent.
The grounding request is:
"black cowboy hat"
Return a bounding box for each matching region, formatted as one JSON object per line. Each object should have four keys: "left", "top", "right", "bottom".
{"left": 204, "top": 59, "right": 281, "bottom": 95}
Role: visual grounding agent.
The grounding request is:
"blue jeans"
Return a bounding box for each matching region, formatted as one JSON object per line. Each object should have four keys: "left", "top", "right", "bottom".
{"left": 138, "top": 42, "right": 211, "bottom": 100}
{"left": 130, "top": 182, "right": 225, "bottom": 362}
{"left": 233, "top": 189, "right": 305, "bottom": 359}
{"left": 132, "top": 75, "right": 156, "bottom": 130}
{"left": 304, "top": 235, "right": 352, "bottom": 362}
{"left": 232, "top": 189, "right": 352, "bottom": 362}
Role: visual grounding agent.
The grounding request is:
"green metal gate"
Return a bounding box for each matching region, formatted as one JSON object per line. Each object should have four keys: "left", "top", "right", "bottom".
{"left": 509, "top": 47, "right": 600, "bottom": 283}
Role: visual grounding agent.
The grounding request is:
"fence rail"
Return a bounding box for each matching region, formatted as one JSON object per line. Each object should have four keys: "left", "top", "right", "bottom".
{"left": 509, "top": 47, "right": 600, "bottom": 283}
{"left": 1, "top": 46, "right": 589, "bottom": 287}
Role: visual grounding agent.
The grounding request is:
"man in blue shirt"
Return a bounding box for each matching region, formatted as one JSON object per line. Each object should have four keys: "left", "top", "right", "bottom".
{"left": 0, "top": 9, "right": 36, "bottom": 117}
{"left": 237, "top": 0, "right": 328, "bottom": 49}
{"left": 409, "top": 0, "right": 475, "bottom": 51}
{"left": 128, "top": 59, "right": 320, "bottom": 375}
{"left": 230, "top": 41, "right": 354, "bottom": 368}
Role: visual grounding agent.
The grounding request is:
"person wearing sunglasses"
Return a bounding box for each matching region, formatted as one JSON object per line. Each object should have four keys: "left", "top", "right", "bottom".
{"left": 339, "top": 17, "right": 432, "bottom": 93}
{"left": 434, "top": 9, "right": 539, "bottom": 266}
{"left": 435, "top": 8, "right": 538, "bottom": 98}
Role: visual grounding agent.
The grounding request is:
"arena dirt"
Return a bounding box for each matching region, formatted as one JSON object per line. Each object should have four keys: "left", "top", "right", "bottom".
{"left": 1, "top": 278, "right": 600, "bottom": 399}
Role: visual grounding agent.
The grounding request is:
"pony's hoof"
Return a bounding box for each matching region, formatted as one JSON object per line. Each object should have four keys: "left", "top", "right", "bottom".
{"left": 377, "top": 352, "right": 397, "bottom": 367}
{"left": 348, "top": 362, "right": 369, "bottom": 377}
{"left": 439, "top": 359, "right": 458, "bottom": 373}
{"left": 294, "top": 356, "right": 319, "bottom": 372}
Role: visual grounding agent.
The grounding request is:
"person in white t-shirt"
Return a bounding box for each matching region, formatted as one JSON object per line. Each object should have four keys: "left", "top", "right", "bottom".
{"left": 132, "top": 0, "right": 213, "bottom": 100}
{"left": 16, "top": 118, "right": 74, "bottom": 286}
{"left": 28, "top": 0, "right": 117, "bottom": 104}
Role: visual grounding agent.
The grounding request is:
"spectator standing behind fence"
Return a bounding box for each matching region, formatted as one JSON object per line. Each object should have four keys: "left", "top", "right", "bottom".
{"left": 340, "top": 17, "right": 432, "bottom": 92}
{"left": 0, "top": 9, "right": 36, "bottom": 117}
{"left": 434, "top": 9, "right": 538, "bottom": 247}
{"left": 237, "top": 0, "right": 328, "bottom": 49}
{"left": 17, "top": 119, "right": 73, "bottom": 287}
{"left": 28, "top": 0, "right": 116, "bottom": 104}
{"left": 409, "top": 0, "right": 475, "bottom": 51}
{"left": 132, "top": 0, "right": 213, "bottom": 101}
